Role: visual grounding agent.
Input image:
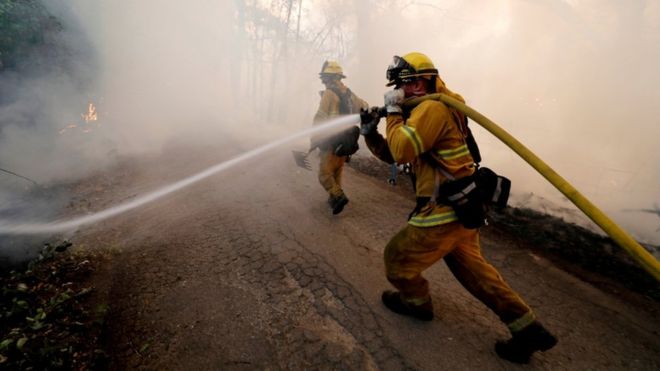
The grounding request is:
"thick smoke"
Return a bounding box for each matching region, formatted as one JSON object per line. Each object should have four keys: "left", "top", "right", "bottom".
{"left": 0, "top": 0, "right": 658, "bottom": 250}
{"left": 347, "top": 0, "right": 660, "bottom": 244}
{"left": 1, "top": 0, "right": 323, "bottom": 187}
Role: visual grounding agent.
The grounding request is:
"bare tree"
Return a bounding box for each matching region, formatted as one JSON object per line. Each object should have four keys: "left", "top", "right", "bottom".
{"left": 231, "top": 0, "right": 366, "bottom": 121}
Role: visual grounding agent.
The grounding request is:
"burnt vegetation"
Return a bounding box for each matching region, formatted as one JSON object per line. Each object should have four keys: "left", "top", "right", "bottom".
{"left": 0, "top": 2, "right": 109, "bottom": 368}
{"left": 489, "top": 208, "right": 660, "bottom": 301}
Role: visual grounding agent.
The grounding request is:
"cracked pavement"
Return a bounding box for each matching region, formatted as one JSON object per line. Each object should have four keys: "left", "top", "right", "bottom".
{"left": 72, "top": 144, "right": 660, "bottom": 370}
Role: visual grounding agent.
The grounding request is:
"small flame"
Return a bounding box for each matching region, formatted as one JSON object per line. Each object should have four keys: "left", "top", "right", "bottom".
{"left": 82, "top": 103, "right": 98, "bottom": 123}
{"left": 60, "top": 101, "right": 102, "bottom": 135}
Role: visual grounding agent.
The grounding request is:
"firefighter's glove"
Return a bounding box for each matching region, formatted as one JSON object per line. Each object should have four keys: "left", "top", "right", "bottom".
{"left": 384, "top": 88, "right": 405, "bottom": 114}
{"left": 360, "top": 106, "right": 382, "bottom": 136}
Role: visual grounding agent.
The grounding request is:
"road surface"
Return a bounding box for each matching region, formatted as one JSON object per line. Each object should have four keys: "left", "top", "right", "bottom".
{"left": 70, "top": 142, "right": 659, "bottom": 370}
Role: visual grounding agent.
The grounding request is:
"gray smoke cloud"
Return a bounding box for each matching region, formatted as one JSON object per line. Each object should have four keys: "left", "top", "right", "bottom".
{"left": 1, "top": 0, "right": 324, "bottom": 187}
{"left": 346, "top": 0, "right": 660, "bottom": 244}
{"left": 0, "top": 0, "right": 658, "bottom": 250}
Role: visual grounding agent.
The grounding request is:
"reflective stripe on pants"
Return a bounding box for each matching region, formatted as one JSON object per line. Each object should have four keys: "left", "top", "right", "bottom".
{"left": 384, "top": 222, "right": 533, "bottom": 325}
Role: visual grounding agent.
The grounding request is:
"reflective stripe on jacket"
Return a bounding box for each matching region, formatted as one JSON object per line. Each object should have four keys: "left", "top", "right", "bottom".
{"left": 385, "top": 99, "right": 475, "bottom": 227}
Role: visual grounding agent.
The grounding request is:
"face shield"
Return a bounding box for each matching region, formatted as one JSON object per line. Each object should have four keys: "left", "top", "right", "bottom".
{"left": 386, "top": 56, "right": 416, "bottom": 87}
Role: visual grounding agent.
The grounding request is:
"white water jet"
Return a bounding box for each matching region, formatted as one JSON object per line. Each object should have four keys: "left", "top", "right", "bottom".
{"left": 0, "top": 115, "right": 360, "bottom": 235}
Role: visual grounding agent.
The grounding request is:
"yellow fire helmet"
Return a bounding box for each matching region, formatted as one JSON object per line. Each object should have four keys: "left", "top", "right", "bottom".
{"left": 319, "top": 60, "right": 346, "bottom": 78}
{"left": 386, "top": 52, "right": 438, "bottom": 86}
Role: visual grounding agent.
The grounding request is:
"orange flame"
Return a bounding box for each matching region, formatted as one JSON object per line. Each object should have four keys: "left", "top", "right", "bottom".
{"left": 60, "top": 102, "right": 101, "bottom": 135}
{"left": 82, "top": 103, "right": 98, "bottom": 123}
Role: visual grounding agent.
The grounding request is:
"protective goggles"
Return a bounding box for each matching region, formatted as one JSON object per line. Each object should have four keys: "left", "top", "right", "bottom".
{"left": 386, "top": 56, "right": 415, "bottom": 86}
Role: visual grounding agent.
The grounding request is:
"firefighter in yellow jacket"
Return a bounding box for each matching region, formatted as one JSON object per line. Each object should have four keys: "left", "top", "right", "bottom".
{"left": 360, "top": 52, "right": 557, "bottom": 364}
{"left": 311, "top": 61, "right": 368, "bottom": 214}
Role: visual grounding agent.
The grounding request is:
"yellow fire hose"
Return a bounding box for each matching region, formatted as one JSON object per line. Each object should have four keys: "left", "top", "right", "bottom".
{"left": 403, "top": 93, "right": 660, "bottom": 281}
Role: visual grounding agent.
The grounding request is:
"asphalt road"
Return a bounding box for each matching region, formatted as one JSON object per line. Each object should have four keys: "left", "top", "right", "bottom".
{"left": 72, "top": 143, "right": 660, "bottom": 370}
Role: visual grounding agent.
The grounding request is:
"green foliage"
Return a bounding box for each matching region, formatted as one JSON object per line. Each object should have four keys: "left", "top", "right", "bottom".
{"left": 0, "top": 0, "right": 60, "bottom": 69}
{"left": 0, "top": 242, "right": 109, "bottom": 369}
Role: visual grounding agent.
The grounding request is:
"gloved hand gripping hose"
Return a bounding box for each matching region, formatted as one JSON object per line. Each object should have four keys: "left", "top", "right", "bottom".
{"left": 359, "top": 107, "right": 386, "bottom": 135}
{"left": 379, "top": 93, "right": 660, "bottom": 281}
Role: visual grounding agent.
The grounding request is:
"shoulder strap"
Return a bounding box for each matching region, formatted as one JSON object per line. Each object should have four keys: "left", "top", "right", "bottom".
{"left": 465, "top": 128, "right": 482, "bottom": 164}
{"left": 462, "top": 115, "right": 482, "bottom": 164}
{"left": 448, "top": 109, "right": 481, "bottom": 165}
{"left": 329, "top": 86, "right": 354, "bottom": 114}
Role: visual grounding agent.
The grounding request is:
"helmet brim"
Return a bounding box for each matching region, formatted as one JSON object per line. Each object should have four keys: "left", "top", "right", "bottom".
{"left": 320, "top": 73, "right": 346, "bottom": 79}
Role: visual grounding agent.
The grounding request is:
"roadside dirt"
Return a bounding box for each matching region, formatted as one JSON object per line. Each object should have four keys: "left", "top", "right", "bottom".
{"left": 67, "top": 141, "right": 659, "bottom": 370}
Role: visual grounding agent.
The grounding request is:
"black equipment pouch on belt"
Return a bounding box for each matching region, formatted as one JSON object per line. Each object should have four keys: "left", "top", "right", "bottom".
{"left": 438, "top": 173, "right": 486, "bottom": 229}
{"left": 436, "top": 167, "right": 511, "bottom": 229}
{"left": 475, "top": 167, "right": 511, "bottom": 209}
{"left": 333, "top": 126, "right": 360, "bottom": 156}
{"left": 420, "top": 128, "right": 511, "bottom": 228}
{"left": 422, "top": 111, "right": 510, "bottom": 228}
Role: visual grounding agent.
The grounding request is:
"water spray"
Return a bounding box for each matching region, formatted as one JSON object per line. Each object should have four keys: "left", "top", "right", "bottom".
{"left": 0, "top": 115, "right": 360, "bottom": 236}
{"left": 3, "top": 93, "right": 657, "bottom": 280}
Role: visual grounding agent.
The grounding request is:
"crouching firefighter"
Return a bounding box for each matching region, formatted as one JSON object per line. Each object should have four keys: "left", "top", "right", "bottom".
{"left": 310, "top": 61, "right": 368, "bottom": 215}
{"left": 360, "top": 52, "right": 557, "bottom": 364}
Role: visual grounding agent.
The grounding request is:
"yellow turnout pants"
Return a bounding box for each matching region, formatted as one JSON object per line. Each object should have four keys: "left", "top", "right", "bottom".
{"left": 385, "top": 221, "right": 535, "bottom": 331}
{"left": 318, "top": 149, "right": 347, "bottom": 198}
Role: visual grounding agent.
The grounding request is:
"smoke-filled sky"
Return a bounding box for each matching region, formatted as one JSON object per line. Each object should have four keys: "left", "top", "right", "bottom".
{"left": 0, "top": 0, "right": 658, "bottom": 244}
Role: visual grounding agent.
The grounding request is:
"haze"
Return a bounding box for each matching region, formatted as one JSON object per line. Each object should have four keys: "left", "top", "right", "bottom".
{"left": 0, "top": 0, "right": 658, "bottom": 245}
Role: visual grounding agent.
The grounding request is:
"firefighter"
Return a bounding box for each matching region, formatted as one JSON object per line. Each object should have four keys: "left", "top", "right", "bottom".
{"left": 360, "top": 52, "right": 557, "bottom": 364}
{"left": 311, "top": 61, "right": 368, "bottom": 214}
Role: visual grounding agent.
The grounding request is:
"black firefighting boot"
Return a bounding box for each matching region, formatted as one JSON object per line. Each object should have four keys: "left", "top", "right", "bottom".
{"left": 495, "top": 321, "right": 557, "bottom": 364}
{"left": 329, "top": 193, "right": 349, "bottom": 215}
{"left": 381, "top": 290, "right": 433, "bottom": 321}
